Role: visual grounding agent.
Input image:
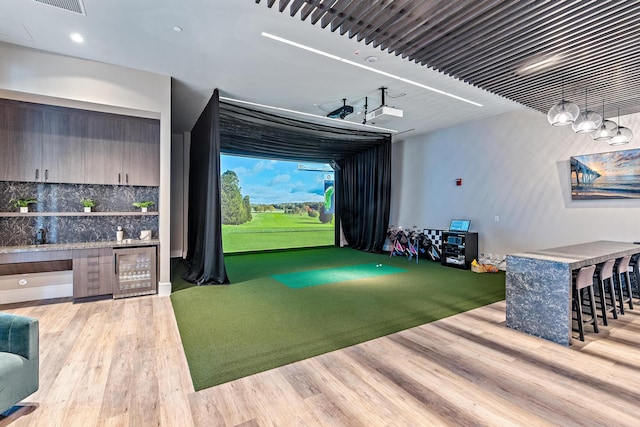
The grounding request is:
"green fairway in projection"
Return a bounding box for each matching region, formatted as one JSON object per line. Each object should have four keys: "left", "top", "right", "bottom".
{"left": 272, "top": 263, "right": 407, "bottom": 288}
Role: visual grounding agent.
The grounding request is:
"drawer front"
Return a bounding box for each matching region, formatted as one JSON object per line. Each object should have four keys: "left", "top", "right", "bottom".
{"left": 73, "top": 249, "right": 114, "bottom": 298}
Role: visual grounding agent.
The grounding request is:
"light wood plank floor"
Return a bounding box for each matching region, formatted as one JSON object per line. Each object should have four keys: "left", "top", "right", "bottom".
{"left": 2, "top": 296, "right": 640, "bottom": 426}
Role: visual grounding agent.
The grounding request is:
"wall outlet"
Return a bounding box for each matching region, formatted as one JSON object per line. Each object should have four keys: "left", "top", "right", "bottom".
{"left": 494, "top": 215, "right": 500, "bottom": 222}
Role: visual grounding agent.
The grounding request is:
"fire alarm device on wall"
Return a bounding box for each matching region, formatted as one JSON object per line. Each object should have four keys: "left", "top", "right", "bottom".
{"left": 456, "top": 178, "right": 462, "bottom": 186}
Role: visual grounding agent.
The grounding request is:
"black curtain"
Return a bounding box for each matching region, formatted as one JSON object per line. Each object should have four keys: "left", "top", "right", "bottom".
{"left": 218, "top": 102, "right": 389, "bottom": 162}
{"left": 183, "top": 97, "right": 392, "bottom": 284}
{"left": 219, "top": 101, "right": 392, "bottom": 253}
{"left": 337, "top": 141, "right": 392, "bottom": 252}
{"left": 182, "top": 90, "right": 229, "bottom": 285}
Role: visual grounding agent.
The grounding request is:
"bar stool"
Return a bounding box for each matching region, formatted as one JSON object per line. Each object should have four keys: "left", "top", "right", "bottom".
{"left": 629, "top": 253, "right": 640, "bottom": 301}
{"left": 593, "top": 259, "right": 618, "bottom": 326}
{"left": 572, "top": 264, "right": 598, "bottom": 341}
{"left": 614, "top": 255, "right": 634, "bottom": 314}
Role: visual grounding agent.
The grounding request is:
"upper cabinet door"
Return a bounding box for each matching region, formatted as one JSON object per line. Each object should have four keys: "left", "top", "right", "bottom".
{"left": 41, "top": 107, "right": 86, "bottom": 184}
{"left": 83, "top": 113, "right": 125, "bottom": 185}
{"left": 0, "top": 101, "right": 43, "bottom": 182}
{"left": 121, "top": 117, "right": 160, "bottom": 186}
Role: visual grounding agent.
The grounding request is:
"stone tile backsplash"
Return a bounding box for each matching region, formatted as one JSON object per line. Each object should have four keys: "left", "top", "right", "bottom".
{"left": 0, "top": 182, "right": 159, "bottom": 246}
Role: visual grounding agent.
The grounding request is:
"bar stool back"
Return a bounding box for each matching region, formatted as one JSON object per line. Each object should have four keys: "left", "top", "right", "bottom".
{"left": 573, "top": 264, "right": 598, "bottom": 341}
{"left": 594, "top": 259, "right": 617, "bottom": 325}
{"left": 615, "top": 255, "right": 634, "bottom": 314}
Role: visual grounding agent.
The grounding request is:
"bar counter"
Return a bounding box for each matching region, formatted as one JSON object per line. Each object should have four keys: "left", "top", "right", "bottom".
{"left": 506, "top": 241, "right": 640, "bottom": 346}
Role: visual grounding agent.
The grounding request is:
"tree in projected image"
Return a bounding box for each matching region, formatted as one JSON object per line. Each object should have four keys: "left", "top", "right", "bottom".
{"left": 221, "top": 170, "right": 251, "bottom": 225}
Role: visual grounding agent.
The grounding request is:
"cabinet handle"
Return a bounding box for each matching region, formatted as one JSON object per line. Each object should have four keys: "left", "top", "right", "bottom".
{"left": 126, "top": 173, "right": 129, "bottom": 185}
{"left": 118, "top": 173, "right": 121, "bottom": 184}
{"left": 45, "top": 169, "right": 49, "bottom": 181}
{"left": 35, "top": 169, "right": 39, "bottom": 180}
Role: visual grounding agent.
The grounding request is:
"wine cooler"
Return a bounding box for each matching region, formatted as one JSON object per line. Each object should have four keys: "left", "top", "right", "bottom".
{"left": 113, "top": 246, "right": 157, "bottom": 298}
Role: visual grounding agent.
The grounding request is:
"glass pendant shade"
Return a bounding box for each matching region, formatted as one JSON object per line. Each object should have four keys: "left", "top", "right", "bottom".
{"left": 591, "top": 101, "right": 615, "bottom": 141}
{"left": 609, "top": 125, "right": 632, "bottom": 145}
{"left": 547, "top": 100, "right": 580, "bottom": 126}
{"left": 572, "top": 89, "right": 601, "bottom": 133}
{"left": 591, "top": 119, "right": 617, "bottom": 141}
{"left": 572, "top": 109, "right": 602, "bottom": 133}
{"left": 609, "top": 107, "right": 633, "bottom": 145}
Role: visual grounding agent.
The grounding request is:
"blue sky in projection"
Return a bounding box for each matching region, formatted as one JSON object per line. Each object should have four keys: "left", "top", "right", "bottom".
{"left": 221, "top": 155, "right": 334, "bottom": 204}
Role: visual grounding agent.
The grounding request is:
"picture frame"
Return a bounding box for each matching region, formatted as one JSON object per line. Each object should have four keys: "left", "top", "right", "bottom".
{"left": 570, "top": 148, "right": 640, "bottom": 200}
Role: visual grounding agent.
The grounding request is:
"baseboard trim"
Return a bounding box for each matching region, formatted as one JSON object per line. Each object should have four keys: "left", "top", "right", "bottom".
{"left": 157, "top": 281, "right": 172, "bottom": 296}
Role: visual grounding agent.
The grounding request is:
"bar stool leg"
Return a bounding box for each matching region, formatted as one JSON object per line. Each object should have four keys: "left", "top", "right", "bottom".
{"left": 573, "top": 285, "right": 585, "bottom": 341}
{"left": 596, "top": 279, "right": 609, "bottom": 326}
{"left": 623, "top": 271, "right": 634, "bottom": 310}
{"left": 604, "top": 277, "right": 618, "bottom": 320}
{"left": 586, "top": 286, "right": 599, "bottom": 333}
{"left": 615, "top": 273, "right": 626, "bottom": 315}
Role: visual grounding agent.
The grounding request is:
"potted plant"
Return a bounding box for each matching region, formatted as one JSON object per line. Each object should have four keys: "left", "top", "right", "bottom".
{"left": 10, "top": 197, "right": 38, "bottom": 213}
{"left": 133, "top": 201, "right": 154, "bottom": 212}
{"left": 81, "top": 198, "right": 95, "bottom": 213}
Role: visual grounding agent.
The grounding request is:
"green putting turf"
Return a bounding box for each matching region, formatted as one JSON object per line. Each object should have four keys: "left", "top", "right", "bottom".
{"left": 272, "top": 263, "right": 407, "bottom": 288}
{"left": 171, "top": 247, "right": 506, "bottom": 391}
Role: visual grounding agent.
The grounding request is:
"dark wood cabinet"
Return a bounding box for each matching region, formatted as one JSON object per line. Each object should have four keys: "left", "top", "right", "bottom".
{"left": 441, "top": 232, "right": 478, "bottom": 270}
{"left": 42, "top": 107, "right": 86, "bottom": 183}
{"left": 0, "top": 98, "right": 160, "bottom": 186}
{"left": 83, "top": 114, "right": 159, "bottom": 186}
{"left": 0, "top": 100, "right": 86, "bottom": 184}
{"left": 0, "top": 100, "right": 43, "bottom": 182}
{"left": 83, "top": 113, "right": 125, "bottom": 185}
{"left": 73, "top": 248, "right": 114, "bottom": 299}
{"left": 122, "top": 117, "right": 160, "bottom": 186}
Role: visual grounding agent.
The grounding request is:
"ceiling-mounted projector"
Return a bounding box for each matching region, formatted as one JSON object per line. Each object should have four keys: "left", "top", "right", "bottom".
{"left": 365, "top": 105, "right": 403, "bottom": 122}
{"left": 326, "top": 98, "right": 353, "bottom": 119}
{"left": 364, "top": 86, "right": 403, "bottom": 123}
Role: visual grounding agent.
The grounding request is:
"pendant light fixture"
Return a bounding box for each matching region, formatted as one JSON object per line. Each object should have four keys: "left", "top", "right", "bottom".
{"left": 547, "top": 79, "right": 579, "bottom": 126}
{"left": 609, "top": 107, "right": 633, "bottom": 146}
{"left": 591, "top": 100, "right": 616, "bottom": 141}
{"left": 572, "top": 89, "right": 602, "bottom": 134}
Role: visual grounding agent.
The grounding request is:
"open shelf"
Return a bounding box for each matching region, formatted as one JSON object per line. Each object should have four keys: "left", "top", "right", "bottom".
{"left": 0, "top": 211, "right": 158, "bottom": 217}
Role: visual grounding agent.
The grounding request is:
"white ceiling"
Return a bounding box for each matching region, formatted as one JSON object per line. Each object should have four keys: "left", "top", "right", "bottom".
{"left": 0, "top": 0, "right": 524, "bottom": 141}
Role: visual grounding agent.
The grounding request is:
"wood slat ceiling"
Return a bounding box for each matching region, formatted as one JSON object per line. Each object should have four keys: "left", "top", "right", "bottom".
{"left": 256, "top": 0, "right": 640, "bottom": 120}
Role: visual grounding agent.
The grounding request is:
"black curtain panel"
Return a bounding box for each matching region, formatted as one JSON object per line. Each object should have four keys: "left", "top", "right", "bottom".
{"left": 182, "top": 90, "right": 230, "bottom": 285}
{"left": 336, "top": 140, "right": 392, "bottom": 253}
{"left": 218, "top": 102, "right": 390, "bottom": 162}
{"left": 218, "top": 101, "right": 392, "bottom": 253}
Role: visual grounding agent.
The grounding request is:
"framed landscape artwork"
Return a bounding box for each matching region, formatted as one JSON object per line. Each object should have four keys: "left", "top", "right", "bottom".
{"left": 570, "top": 148, "right": 640, "bottom": 200}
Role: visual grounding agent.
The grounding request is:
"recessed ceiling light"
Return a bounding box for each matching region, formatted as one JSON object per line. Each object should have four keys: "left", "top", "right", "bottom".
{"left": 70, "top": 32, "right": 84, "bottom": 43}
{"left": 365, "top": 56, "right": 378, "bottom": 63}
{"left": 172, "top": 26, "right": 183, "bottom": 32}
{"left": 261, "top": 32, "right": 483, "bottom": 107}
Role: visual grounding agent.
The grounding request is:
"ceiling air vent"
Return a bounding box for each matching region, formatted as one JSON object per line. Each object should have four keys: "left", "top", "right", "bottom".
{"left": 33, "top": 0, "right": 86, "bottom": 15}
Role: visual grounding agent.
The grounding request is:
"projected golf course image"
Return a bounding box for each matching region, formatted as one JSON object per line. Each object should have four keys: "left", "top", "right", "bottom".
{"left": 221, "top": 155, "right": 335, "bottom": 253}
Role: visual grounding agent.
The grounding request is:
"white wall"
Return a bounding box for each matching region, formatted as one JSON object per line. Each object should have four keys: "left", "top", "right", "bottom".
{"left": 170, "top": 132, "right": 192, "bottom": 258}
{"left": 391, "top": 107, "right": 640, "bottom": 259}
{"left": 0, "top": 42, "right": 173, "bottom": 295}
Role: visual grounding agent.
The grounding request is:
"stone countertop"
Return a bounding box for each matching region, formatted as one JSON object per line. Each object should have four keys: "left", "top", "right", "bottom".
{"left": 507, "top": 240, "right": 640, "bottom": 268}
{"left": 0, "top": 239, "right": 160, "bottom": 254}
